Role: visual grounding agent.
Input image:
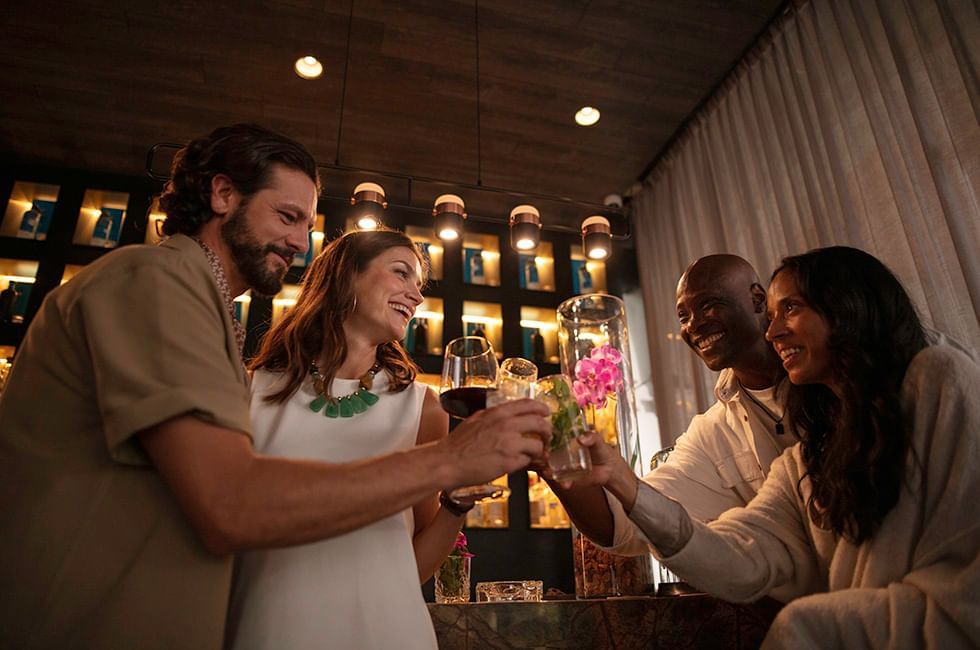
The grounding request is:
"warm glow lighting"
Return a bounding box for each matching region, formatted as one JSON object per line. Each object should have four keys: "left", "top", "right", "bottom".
{"left": 351, "top": 182, "right": 386, "bottom": 230}
{"left": 577, "top": 331, "right": 608, "bottom": 344}
{"left": 427, "top": 244, "right": 443, "bottom": 254}
{"left": 294, "top": 56, "right": 323, "bottom": 79}
{"left": 461, "top": 315, "right": 501, "bottom": 325}
{"left": 311, "top": 232, "right": 325, "bottom": 243}
{"left": 575, "top": 106, "right": 600, "bottom": 126}
{"left": 433, "top": 194, "right": 465, "bottom": 242}
{"left": 234, "top": 295, "right": 251, "bottom": 304}
{"left": 581, "top": 215, "right": 612, "bottom": 261}
{"left": 273, "top": 298, "right": 297, "bottom": 308}
{"left": 519, "top": 319, "right": 558, "bottom": 331}
{"left": 509, "top": 204, "right": 541, "bottom": 252}
{"left": 534, "top": 256, "right": 552, "bottom": 265}
{"left": 1, "top": 275, "right": 36, "bottom": 284}
{"left": 356, "top": 216, "right": 380, "bottom": 230}
{"left": 414, "top": 310, "right": 444, "bottom": 320}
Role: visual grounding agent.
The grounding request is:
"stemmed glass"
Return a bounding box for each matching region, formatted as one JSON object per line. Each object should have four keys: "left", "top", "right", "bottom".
{"left": 439, "top": 336, "right": 510, "bottom": 503}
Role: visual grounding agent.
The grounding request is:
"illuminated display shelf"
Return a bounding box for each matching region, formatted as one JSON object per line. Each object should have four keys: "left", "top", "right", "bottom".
{"left": 0, "top": 166, "right": 630, "bottom": 566}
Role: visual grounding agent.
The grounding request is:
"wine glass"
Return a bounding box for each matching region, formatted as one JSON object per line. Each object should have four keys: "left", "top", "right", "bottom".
{"left": 439, "top": 336, "right": 510, "bottom": 503}
{"left": 486, "top": 357, "right": 538, "bottom": 407}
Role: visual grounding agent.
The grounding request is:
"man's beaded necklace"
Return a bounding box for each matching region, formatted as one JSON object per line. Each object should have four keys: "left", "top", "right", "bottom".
{"left": 191, "top": 237, "right": 247, "bottom": 355}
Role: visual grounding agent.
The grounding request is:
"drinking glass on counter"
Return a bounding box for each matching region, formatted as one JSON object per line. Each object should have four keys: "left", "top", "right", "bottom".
{"left": 475, "top": 580, "right": 543, "bottom": 602}
{"left": 439, "top": 336, "right": 510, "bottom": 502}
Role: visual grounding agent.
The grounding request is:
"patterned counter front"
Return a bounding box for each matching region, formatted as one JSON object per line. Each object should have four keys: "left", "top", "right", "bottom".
{"left": 428, "top": 595, "right": 782, "bottom": 649}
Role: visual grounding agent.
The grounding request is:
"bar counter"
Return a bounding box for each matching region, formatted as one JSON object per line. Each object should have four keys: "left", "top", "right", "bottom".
{"left": 429, "top": 594, "right": 782, "bottom": 649}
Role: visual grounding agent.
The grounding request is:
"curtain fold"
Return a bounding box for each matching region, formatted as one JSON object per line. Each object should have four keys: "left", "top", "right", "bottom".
{"left": 635, "top": 0, "right": 979, "bottom": 446}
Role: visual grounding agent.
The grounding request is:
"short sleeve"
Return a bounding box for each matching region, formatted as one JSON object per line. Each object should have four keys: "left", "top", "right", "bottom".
{"left": 77, "top": 254, "right": 252, "bottom": 464}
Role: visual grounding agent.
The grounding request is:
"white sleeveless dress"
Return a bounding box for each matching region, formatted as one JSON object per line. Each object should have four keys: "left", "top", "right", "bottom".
{"left": 226, "top": 369, "right": 437, "bottom": 650}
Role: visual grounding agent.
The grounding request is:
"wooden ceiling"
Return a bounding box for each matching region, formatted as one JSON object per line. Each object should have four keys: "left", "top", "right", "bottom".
{"left": 0, "top": 0, "right": 783, "bottom": 228}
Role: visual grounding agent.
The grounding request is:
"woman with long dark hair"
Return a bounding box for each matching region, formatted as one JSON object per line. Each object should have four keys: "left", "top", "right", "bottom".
{"left": 225, "top": 228, "right": 462, "bottom": 649}
{"left": 579, "top": 246, "right": 979, "bottom": 647}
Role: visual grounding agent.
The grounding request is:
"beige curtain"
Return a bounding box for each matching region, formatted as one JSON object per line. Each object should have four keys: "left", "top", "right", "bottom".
{"left": 634, "top": 0, "right": 980, "bottom": 446}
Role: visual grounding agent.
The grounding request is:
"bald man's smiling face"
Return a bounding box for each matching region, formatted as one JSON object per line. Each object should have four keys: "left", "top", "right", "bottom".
{"left": 676, "top": 269, "right": 767, "bottom": 373}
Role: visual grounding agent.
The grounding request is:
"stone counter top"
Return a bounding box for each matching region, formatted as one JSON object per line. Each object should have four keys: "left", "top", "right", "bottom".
{"left": 428, "top": 595, "right": 782, "bottom": 649}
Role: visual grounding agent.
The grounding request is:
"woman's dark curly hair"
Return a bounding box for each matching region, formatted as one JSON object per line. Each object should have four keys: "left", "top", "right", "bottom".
{"left": 157, "top": 123, "right": 320, "bottom": 236}
{"left": 250, "top": 227, "right": 428, "bottom": 403}
{"left": 775, "top": 246, "right": 927, "bottom": 543}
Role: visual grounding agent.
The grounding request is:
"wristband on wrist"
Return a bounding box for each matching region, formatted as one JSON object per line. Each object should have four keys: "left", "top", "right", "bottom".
{"left": 439, "top": 491, "right": 475, "bottom": 518}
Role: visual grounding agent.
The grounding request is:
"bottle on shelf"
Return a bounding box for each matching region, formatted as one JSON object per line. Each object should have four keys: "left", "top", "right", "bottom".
{"left": 528, "top": 473, "right": 548, "bottom": 527}
{"left": 468, "top": 250, "right": 485, "bottom": 284}
{"left": 18, "top": 203, "right": 43, "bottom": 239}
{"left": 0, "top": 283, "right": 21, "bottom": 323}
{"left": 523, "top": 257, "right": 540, "bottom": 290}
{"left": 470, "top": 323, "right": 487, "bottom": 340}
{"left": 531, "top": 329, "right": 546, "bottom": 367}
{"left": 412, "top": 318, "right": 429, "bottom": 356}
{"left": 577, "top": 262, "right": 593, "bottom": 292}
{"left": 92, "top": 209, "right": 115, "bottom": 248}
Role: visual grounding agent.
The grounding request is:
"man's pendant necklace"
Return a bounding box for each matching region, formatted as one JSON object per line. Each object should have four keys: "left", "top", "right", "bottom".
{"left": 309, "top": 362, "right": 381, "bottom": 418}
{"left": 741, "top": 383, "right": 785, "bottom": 435}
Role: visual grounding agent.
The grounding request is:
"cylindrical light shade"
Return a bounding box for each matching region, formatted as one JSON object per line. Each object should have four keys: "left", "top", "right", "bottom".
{"left": 581, "top": 215, "right": 612, "bottom": 260}
{"left": 433, "top": 194, "right": 466, "bottom": 241}
{"left": 509, "top": 205, "right": 541, "bottom": 252}
{"left": 294, "top": 56, "right": 323, "bottom": 80}
{"left": 351, "top": 182, "right": 387, "bottom": 230}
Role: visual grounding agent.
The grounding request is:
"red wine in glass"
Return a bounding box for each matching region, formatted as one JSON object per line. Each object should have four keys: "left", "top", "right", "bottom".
{"left": 440, "top": 336, "right": 510, "bottom": 503}
{"left": 439, "top": 386, "right": 488, "bottom": 418}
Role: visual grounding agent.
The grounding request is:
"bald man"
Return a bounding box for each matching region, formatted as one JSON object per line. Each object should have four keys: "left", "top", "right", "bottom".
{"left": 552, "top": 254, "right": 798, "bottom": 557}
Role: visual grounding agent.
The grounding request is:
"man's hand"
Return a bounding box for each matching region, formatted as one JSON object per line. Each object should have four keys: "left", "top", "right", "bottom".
{"left": 564, "top": 431, "right": 639, "bottom": 512}
{"left": 548, "top": 430, "right": 619, "bottom": 489}
{"left": 439, "top": 398, "right": 551, "bottom": 489}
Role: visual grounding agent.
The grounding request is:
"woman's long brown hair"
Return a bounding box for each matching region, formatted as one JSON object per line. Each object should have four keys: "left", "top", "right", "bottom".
{"left": 776, "top": 246, "right": 927, "bottom": 543}
{"left": 249, "top": 228, "right": 428, "bottom": 403}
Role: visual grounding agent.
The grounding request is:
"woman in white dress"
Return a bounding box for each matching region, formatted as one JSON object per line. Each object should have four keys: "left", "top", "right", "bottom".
{"left": 226, "top": 228, "right": 466, "bottom": 650}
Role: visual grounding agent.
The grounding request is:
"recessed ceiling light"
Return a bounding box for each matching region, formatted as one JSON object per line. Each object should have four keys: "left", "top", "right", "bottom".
{"left": 575, "top": 106, "right": 600, "bottom": 126}
{"left": 294, "top": 56, "right": 323, "bottom": 80}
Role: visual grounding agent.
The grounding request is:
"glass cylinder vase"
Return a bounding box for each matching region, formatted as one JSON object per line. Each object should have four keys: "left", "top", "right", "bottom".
{"left": 435, "top": 555, "right": 471, "bottom": 604}
{"left": 558, "top": 293, "right": 655, "bottom": 598}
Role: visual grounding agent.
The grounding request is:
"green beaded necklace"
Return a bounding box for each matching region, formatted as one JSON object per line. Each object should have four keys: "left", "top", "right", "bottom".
{"left": 309, "top": 362, "right": 381, "bottom": 418}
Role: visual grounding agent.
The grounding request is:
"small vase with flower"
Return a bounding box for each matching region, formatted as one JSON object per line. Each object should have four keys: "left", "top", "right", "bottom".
{"left": 435, "top": 531, "right": 474, "bottom": 604}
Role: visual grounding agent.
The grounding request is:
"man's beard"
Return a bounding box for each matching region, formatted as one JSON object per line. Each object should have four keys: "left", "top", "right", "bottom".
{"left": 221, "top": 202, "right": 293, "bottom": 298}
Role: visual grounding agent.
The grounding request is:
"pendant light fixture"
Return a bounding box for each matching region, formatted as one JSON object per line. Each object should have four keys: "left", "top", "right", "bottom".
{"left": 433, "top": 194, "right": 466, "bottom": 241}
{"left": 351, "top": 182, "right": 386, "bottom": 230}
{"left": 509, "top": 204, "right": 541, "bottom": 252}
{"left": 581, "top": 215, "right": 612, "bottom": 260}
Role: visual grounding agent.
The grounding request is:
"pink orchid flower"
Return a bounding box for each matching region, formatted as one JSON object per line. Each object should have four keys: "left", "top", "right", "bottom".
{"left": 573, "top": 344, "right": 624, "bottom": 410}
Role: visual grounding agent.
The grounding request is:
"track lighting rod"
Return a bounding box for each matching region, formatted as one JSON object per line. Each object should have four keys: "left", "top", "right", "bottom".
{"left": 316, "top": 160, "right": 625, "bottom": 216}
{"left": 145, "top": 143, "right": 631, "bottom": 239}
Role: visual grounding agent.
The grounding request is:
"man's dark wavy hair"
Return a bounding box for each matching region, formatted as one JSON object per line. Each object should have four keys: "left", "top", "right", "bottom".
{"left": 775, "top": 246, "right": 927, "bottom": 543}
{"left": 157, "top": 123, "right": 320, "bottom": 236}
